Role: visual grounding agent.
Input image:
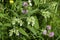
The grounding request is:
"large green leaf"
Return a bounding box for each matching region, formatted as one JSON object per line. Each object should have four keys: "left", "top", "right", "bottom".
{"left": 27, "top": 25, "right": 36, "bottom": 35}
{"left": 19, "top": 28, "right": 29, "bottom": 37}
{"left": 34, "top": 16, "right": 39, "bottom": 30}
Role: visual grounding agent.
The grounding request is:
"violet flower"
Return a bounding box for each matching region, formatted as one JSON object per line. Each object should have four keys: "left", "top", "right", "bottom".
{"left": 22, "top": 2, "right": 28, "bottom": 7}
{"left": 46, "top": 25, "right": 51, "bottom": 30}
{"left": 48, "top": 32, "right": 54, "bottom": 37}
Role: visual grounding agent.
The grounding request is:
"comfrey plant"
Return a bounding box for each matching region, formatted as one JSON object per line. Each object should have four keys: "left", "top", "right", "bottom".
{"left": 0, "top": 0, "right": 60, "bottom": 40}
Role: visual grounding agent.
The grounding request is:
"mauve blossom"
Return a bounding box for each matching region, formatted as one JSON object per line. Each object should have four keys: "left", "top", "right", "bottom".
{"left": 42, "top": 30, "right": 47, "bottom": 35}
{"left": 22, "top": 9, "right": 28, "bottom": 14}
{"left": 46, "top": 25, "right": 51, "bottom": 30}
{"left": 49, "top": 32, "right": 54, "bottom": 37}
{"left": 22, "top": 2, "right": 28, "bottom": 7}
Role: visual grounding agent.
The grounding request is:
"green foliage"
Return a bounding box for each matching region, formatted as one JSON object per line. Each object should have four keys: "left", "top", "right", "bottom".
{"left": 0, "top": 0, "right": 60, "bottom": 40}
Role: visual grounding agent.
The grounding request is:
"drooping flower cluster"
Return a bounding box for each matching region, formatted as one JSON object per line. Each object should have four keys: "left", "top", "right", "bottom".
{"left": 9, "top": 27, "right": 19, "bottom": 36}
{"left": 27, "top": 16, "right": 35, "bottom": 26}
{"left": 12, "top": 17, "right": 23, "bottom": 26}
{"left": 42, "top": 25, "right": 54, "bottom": 37}
{"left": 10, "top": 16, "right": 35, "bottom": 36}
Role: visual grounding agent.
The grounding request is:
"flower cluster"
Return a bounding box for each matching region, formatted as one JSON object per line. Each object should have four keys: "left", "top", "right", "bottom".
{"left": 27, "top": 16, "right": 35, "bottom": 26}
{"left": 21, "top": 0, "right": 32, "bottom": 14}
{"left": 12, "top": 16, "right": 35, "bottom": 27}
{"left": 42, "top": 25, "right": 54, "bottom": 37}
{"left": 12, "top": 17, "right": 23, "bottom": 26}
{"left": 22, "top": 1, "right": 28, "bottom": 14}
{"left": 10, "top": 16, "right": 35, "bottom": 36}
{"left": 9, "top": 27, "right": 19, "bottom": 36}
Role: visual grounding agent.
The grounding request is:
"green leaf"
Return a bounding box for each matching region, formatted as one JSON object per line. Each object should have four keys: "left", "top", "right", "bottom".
{"left": 28, "top": 9, "right": 39, "bottom": 16}
{"left": 27, "top": 25, "right": 36, "bottom": 35}
{"left": 34, "top": 16, "right": 39, "bottom": 29}
{"left": 3, "top": 23, "right": 11, "bottom": 27}
{"left": 33, "top": 0, "right": 40, "bottom": 5}
{"left": 19, "top": 28, "right": 29, "bottom": 37}
{"left": 0, "top": 13, "right": 5, "bottom": 18}
{"left": 0, "top": 22, "right": 3, "bottom": 26}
